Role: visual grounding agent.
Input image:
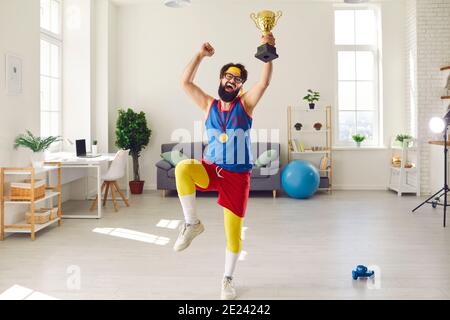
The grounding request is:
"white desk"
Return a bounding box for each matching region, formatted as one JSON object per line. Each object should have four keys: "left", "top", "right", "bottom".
{"left": 45, "top": 152, "right": 130, "bottom": 219}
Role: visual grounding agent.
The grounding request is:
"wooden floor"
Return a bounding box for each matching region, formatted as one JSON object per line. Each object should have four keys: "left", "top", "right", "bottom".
{"left": 1, "top": 190, "right": 450, "bottom": 300}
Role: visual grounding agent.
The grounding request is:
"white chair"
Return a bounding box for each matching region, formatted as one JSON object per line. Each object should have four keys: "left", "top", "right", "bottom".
{"left": 90, "top": 149, "right": 130, "bottom": 212}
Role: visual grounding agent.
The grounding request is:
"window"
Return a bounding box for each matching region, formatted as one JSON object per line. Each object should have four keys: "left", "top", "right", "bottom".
{"left": 334, "top": 8, "right": 381, "bottom": 146}
{"left": 40, "top": 0, "right": 62, "bottom": 141}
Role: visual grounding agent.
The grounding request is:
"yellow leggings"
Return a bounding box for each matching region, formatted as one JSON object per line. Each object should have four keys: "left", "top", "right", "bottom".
{"left": 175, "top": 159, "right": 243, "bottom": 253}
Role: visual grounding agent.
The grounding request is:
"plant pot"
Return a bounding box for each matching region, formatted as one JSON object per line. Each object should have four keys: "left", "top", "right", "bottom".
{"left": 356, "top": 142, "right": 361, "bottom": 147}
{"left": 30, "top": 152, "right": 45, "bottom": 168}
{"left": 309, "top": 103, "right": 315, "bottom": 110}
{"left": 313, "top": 123, "right": 322, "bottom": 131}
{"left": 401, "top": 141, "right": 410, "bottom": 148}
{"left": 129, "top": 181, "right": 145, "bottom": 194}
{"left": 92, "top": 145, "right": 98, "bottom": 155}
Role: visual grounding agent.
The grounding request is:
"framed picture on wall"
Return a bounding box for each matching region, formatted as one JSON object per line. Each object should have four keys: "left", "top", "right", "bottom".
{"left": 5, "top": 53, "right": 22, "bottom": 95}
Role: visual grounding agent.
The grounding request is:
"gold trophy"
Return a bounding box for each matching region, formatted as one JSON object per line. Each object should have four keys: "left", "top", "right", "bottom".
{"left": 250, "top": 10, "right": 282, "bottom": 63}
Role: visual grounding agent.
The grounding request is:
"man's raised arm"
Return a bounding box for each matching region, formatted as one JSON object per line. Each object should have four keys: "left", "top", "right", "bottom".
{"left": 242, "top": 33, "right": 275, "bottom": 116}
{"left": 181, "top": 42, "right": 215, "bottom": 112}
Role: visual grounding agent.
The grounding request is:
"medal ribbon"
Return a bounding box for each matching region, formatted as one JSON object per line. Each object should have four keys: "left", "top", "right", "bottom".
{"left": 217, "top": 99, "right": 237, "bottom": 134}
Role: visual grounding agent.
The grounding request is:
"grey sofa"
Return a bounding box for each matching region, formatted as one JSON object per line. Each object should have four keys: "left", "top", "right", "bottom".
{"left": 156, "top": 142, "right": 281, "bottom": 197}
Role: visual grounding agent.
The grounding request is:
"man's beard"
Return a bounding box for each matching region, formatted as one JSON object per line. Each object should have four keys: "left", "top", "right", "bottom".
{"left": 218, "top": 83, "right": 240, "bottom": 102}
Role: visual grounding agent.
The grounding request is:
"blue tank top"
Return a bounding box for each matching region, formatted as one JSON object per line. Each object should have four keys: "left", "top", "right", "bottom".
{"left": 204, "top": 98, "right": 253, "bottom": 172}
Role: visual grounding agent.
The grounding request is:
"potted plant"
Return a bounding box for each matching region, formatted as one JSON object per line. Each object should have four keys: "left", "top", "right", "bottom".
{"left": 352, "top": 134, "right": 366, "bottom": 147}
{"left": 396, "top": 134, "right": 413, "bottom": 148}
{"left": 92, "top": 140, "right": 98, "bottom": 155}
{"left": 303, "top": 89, "right": 320, "bottom": 109}
{"left": 14, "top": 131, "right": 61, "bottom": 167}
{"left": 115, "top": 108, "right": 151, "bottom": 194}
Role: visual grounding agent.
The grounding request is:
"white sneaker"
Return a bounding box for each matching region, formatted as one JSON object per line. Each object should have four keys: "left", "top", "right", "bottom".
{"left": 173, "top": 222, "right": 204, "bottom": 252}
{"left": 221, "top": 277, "right": 237, "bottom": 300}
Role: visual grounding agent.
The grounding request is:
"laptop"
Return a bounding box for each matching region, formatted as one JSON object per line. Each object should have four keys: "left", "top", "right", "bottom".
{"left": 76, "top": 139, "right": 101, "bottom": 158}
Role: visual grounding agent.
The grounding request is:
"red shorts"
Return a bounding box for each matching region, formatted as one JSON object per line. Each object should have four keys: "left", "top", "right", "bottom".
{"left": 196, "top": 160, "right": 251, "bottom": 218}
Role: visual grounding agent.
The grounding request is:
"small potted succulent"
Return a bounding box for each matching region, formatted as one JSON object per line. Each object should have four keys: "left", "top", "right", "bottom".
{"left": 396, "top": 134, "right": 413, "bottom": 148}
{"left": 303, "top": 89, "right": 320, "bottom": 110}
{"left": 352, "top": 134, "right": 366, "bottom": 147}
{"left": 313, "top": 123, "right": 323, "bottom": 131}
{"left": 14, "top": 130, "right": 61, "bottom": 167}
{"left": 294, "top": 123, "right": 303, "bottom": 131}
{"left": 92, "top": 140, "right": 98, "bottom": 155}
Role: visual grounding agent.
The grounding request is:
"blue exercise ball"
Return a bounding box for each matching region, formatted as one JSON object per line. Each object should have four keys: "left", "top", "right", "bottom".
{"left": 281, "top": 160, "right": 320, "bottom": 199}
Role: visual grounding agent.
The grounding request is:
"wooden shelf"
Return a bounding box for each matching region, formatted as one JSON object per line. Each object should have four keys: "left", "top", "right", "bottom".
{"left": 429, "top": 141, "right": 450, "bottom": 146}
{"left": 288, "top": 105, "right": 333, "bottom": 192}
{"left": 1, "top": 164, "right": 62, "bottom": 241}
{"left": 293, "top": 130, "right": 328, "bottom": 134}
{"left": 391, "top": 145, "right": 417, "bottom": 151}
{"left": 4, "top": 217, "right": 60, "bottom": 233}
{"left": 290, "top": 150, "right": 330, "bottom": 154}
{"left": 4, "top": 191, "right": 60, "bottom": 204}
{"left": 441, "top": 96, "right": 450, "bottom": 100}
{"left": 391, "top": 166, "right": 416, "bottom": 172}
{"left": 2, "top": 166, "right": 56, "bottom": 176}
{"left": 440, "top": 66, "right": 450, "bottom": 71}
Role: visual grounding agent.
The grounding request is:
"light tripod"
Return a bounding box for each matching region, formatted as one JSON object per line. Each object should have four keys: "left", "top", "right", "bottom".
{"left": 412, "top": 111, "right": 450, "bottom": 227}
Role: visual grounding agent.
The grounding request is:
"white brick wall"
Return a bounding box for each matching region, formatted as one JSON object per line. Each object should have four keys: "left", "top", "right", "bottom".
{"left": 406, "top": 0, "right": 450, "bottom": 194}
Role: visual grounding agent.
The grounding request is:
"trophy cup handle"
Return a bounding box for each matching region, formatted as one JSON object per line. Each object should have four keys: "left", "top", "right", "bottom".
{"left": 274, "top": 11, "right": 283, "bottom": 26}
{"left": 250, "top": 12, "right": 259, "bottom": 29}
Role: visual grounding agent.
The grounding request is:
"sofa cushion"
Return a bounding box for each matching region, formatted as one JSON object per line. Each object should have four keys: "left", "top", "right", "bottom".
{"left": 255, "top": 149, "right": 279, "bottom": 168}
{"left": 252, "top": 165, "right": 280, "bottom": 178}
{"left": 161, "top": 151, "right": 189, "bottom": 166}
{"left": 156, "top": 159, "right": 173, "bottom": 171}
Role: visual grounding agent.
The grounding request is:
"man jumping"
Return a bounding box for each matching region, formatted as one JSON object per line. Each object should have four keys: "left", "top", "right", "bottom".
{"left": 174, "top": 33, "right": 275, "bottom": 300}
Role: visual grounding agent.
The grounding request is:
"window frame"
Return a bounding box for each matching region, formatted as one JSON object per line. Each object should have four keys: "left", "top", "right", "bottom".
{"left": 40, "top": 0, "right": 63, "bottom": 150}
{"left": 333, "top": 5, "right": 383, "bottom": 147}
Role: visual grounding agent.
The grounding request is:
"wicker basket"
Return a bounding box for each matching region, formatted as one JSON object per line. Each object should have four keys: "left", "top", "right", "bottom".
{"left": 25, "top": 208, "right": 58, "bottom": 224}
{"left": 10, "top": 179, "right": 46, "bottom": 201}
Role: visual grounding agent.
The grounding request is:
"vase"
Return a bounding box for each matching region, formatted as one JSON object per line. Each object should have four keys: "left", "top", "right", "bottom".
{"left": 356, "top": 142, "right": 361, "bottom": 148}
{"left": 30, "top": 152, "right": 45, "bottom": 168}
{"left": 92, "top": 145, "right": 98, "bottom": 155}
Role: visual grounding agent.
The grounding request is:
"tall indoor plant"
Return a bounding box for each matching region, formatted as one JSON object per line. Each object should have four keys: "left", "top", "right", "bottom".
{"left": 115, "top": 108, "right": 151, "bottom": 194}
{"left": 14, "top": 130, "right": 61, "bottom": 167}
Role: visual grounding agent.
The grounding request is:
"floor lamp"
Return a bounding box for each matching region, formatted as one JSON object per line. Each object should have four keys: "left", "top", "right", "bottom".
{"left": 412, "top": 110, "right": 450, "bottom": 227}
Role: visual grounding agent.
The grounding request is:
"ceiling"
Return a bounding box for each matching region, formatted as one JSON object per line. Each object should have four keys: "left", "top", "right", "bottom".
{"left": 110, "top": 0, "right": 387, "bottom": 7}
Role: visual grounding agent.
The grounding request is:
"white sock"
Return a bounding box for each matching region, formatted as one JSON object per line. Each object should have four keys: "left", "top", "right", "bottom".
{"left": 224, "top": 249, "right": 240, "bottom": 279}
{"left": 179, "top": 193, "right": 199, "bottom": 225}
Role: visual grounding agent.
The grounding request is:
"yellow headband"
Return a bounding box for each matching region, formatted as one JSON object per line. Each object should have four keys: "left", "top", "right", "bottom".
{"left": 226, "top": 66, "right": 241, "bottom": 76}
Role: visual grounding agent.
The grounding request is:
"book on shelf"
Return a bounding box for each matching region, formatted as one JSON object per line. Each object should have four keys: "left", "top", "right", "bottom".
{"left": 297, "top": 140, "right": 305, "bottom": 152}
{"left": 290, "top": 139, "right": 305, "bottom": 152}
{"left": 291, "top": 139, "right": 298, "bottom": 152}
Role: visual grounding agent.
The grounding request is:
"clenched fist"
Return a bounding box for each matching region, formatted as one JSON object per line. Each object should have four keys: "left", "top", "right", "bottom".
{"left": 199, "top": 42, "right": 215, "bottom": 58}
{"left": 261, "top": 32, "right": 276, "bottom": 46}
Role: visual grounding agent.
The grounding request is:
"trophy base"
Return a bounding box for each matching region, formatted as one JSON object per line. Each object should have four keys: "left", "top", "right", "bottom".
{"left": 255, "top": 43, "right": 279, "bottom": 63}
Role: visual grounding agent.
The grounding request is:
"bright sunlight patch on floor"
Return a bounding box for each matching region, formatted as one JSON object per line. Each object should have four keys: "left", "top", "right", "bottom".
{"left": 0, "top": 285, "right": 58, "bottom": 300}
{"left": 156, "top": 219, "right": 181, "bottom": 229}
{"left": 92, "top": 227, "right": 170, "bottom": 245}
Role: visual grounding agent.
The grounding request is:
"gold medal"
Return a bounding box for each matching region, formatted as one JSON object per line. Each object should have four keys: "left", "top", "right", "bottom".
{"left": 219, "top": 133, "right": 229, "bottom": 143}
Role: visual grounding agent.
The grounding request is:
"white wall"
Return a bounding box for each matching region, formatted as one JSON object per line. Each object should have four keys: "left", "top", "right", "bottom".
{"left": 63, "top": 0, "right": 92, "bottom": 148}
{"left": 111, "top": 0, "right": 406, "bottom": 190}
{"left": 0, "top": 0, "right": 40, "bottom": 225}
{"left": 405, "top": 0, "right": 450, "bottom": 195}
{"left": 0, "top": 0, "right": 40, "bottom": 167}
